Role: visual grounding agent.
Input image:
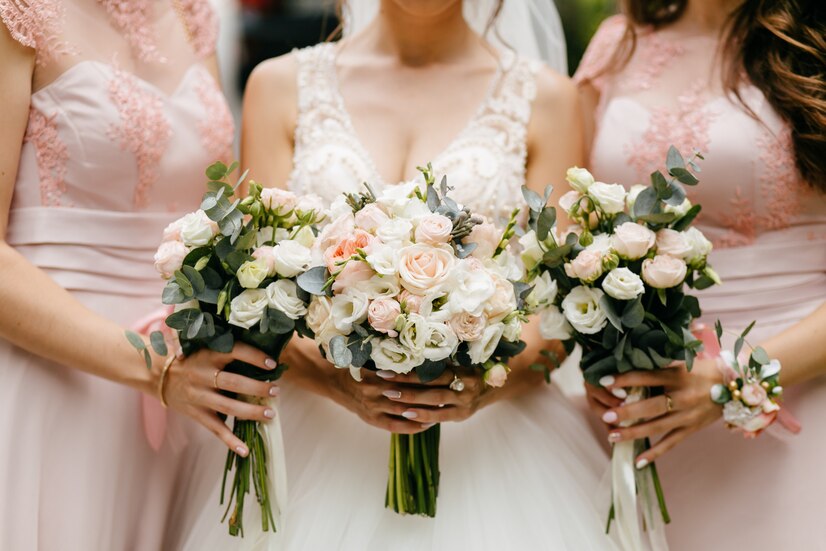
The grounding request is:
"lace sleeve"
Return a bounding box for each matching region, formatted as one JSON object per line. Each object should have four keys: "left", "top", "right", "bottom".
{"left": 573, "top": 14, "right": 627, "bottom": 94}
{"left": 178, "top": 0, "right": 218, "bottom": 60}
{"left": 0, "top": 0, "right": 65, "bottom": 64}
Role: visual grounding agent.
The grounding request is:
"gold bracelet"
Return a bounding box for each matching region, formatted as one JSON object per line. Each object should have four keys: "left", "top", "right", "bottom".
{"left": 158, "top": 354, "right": 177, "bottom": 409}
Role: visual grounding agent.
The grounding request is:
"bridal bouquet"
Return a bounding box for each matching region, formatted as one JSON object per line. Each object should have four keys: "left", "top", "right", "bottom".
{"left": 520, "top": 147, "right": 719, "bottom": 551}
{"left": 127, "top": 162, "right": 325, "bottom": 537}
{"left": 297, "top": 165, "right": 528, "bottom": 517}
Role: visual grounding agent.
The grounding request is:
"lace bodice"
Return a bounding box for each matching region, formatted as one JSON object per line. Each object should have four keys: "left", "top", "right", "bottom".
{"left": 287, "top": 43, "right": 540, "bottom": 224}
{"left": 2, "top": 0, "right": 233, "bottom": 213}
{"left": 575, "top": 15, "right": 826, "bottom": 248}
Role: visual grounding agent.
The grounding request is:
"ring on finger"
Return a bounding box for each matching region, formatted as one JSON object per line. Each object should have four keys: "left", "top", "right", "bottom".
{"left": 664, "top": 393, "right": 674, "bottom": 413}
{"left": 449, "top": 375, "right": 465, "bottom": 393}
{"left": 213, "top": 368, "right": 223, "bottom": 390}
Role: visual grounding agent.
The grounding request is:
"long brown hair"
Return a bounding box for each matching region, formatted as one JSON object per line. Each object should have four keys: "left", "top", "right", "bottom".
{"left": 616, "top": 0, "right": 826, "bottom": 190}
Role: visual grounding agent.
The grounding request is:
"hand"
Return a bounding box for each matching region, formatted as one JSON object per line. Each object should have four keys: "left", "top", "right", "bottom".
{"left": 584, "top": 358, "right": 724, "bottom": 467}
{"left": 163, "top": 343, "right": 280, "bottom": 457}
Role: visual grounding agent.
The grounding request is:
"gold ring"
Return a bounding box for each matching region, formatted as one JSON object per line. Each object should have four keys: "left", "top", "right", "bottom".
{"left": 213, "top": 368, "right": 223, "bottom": 390}
{"left": 664, "top": 393, "right": 674, "bottom": 413}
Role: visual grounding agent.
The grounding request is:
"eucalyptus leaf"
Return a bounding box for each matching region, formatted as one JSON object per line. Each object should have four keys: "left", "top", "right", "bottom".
{"left": 162, "top": 281, "right": 187, "bottom": 305}
{"left": 636, "top": 212, "right": 677, "bottom": 224}
{"left": 426, "top": 185, "right": 440, "bottom": 212}
{"left": 537, "top": 207, "right": 556, "bottom": 241}
{"left": 166, "top": 308, "right": 202, "bottom": 331}
{"left": 647, "top": 347, "right": 673, "bottom": 368}
{"left": 200, "top": 193, "right": 218, "bottom": 211}
{"left": 543, "top": 184, "right": 554, "bottom": 203}
{"left": 682, "top": 294, "right": 701, "bottom": 318}
{"left": 234, "top": 168, "right": 250, "bottom": 191}
{"left": 149, "top": 331, "right": 168, "bottom": 356}
{"left": 207, "top": 331, "right": 234, "bottom": 353}
{"left": 650, "top": 171, "right": 670, "bottom": 198}
{"left": 182, "top": 265, "right": 205, "bottom": 295}
{"left": 329, "top": 335, "right": 353, "bottom": 368}
{"left": 633, "top": 186, "right": 658, "bottom": 217}
{"left": 417, "top": 360, "right": 447, "bottom": 383}
{"left": 665, "top": 146, "right": 685, "bottom": 171}
{"left": 174, "top": 270, "right": 194, "bottom": 297}
{"left": 455, "top": 241, "right": 477, "bottom": 259}
{"left": 143, "top": 349, "right": 152, "bottom": 370}
{"left": 630, "top": 348, "right": 654, "bottom": 370}
{"left": 205, "top": 161, "right": 228, "bottom": 181}
{"left": 752, "top": 346, "right": 771, "bottom": 366}
{"left": 693, "top": 275, "right": 716, "bottom": 290}
{"left": 734, "top": 336, "right": 745, "bottom": 360}
{"left": 582, "top": 355, "right": 617, "bottom": 386}
{"left": 521, "top": 186, "right": 545, "bottom": 212}
{"left": 715, "top": 319, "right": 724, "bottom": 344}
{"left": 621, "top": 297, "right": 645, "bottom": 328}
{"left": 200, "top": 266, "right": 223, "bottom": 289}
{"left": 186, "top": 312, "right": 205, "bottom": 340}
{"left": 670, "top": 167, "right": 699, "bottom": 186}
{"left": 348, "top": 338, "right": 372, "bottom": 368}
{"left": 741, "top": 320, "right": 756, "bottom": 339}
{"left": 225, "top": 250, "right": 253, "bottom": 273}
{"left": 297, "top": 266, "right": 330, "bottom": 296}
{"left": 600, "top": 296, "right": 624, "bottom": 332}
{"left": 267, "top": 308, "right": 295, "bottom": 335}
{"left": 670, "top": 204, "right": 702, "bottom": 232}
{"left": 125, "top": 330, "right": 146, "bottom": 351}
{"left": 664, "top": 182, "right": 686, "bottom": 206}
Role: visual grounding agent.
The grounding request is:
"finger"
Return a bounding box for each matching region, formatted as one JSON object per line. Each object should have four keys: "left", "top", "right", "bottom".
{"left": 586, "top": 393, "right": 610, "bottom": 418}
{"left": 607, "top": 410, "right": 693, "bottom": 443}
{"left": 216, "top": 371, "right": 279, "bottom": 399}
{"left": 371, "top": 414, "right": 434, "bottom": 434}
{"left": 220, "top": 343, "right": 277, "bottom": 371}
{"left": 384, "top": 387, "right": 459, "bottom": 407}
{"left": 584, "top": 382, "right": 623, "bottom": 408}
{"left": 195, "top": 408, "right": 250, "bottom": 457}
{"left": 635, "top": 428, "right": 691, "bottom": 468}
{"left": 202, "top": 390, "right": 275, "bottom": 422}
{"left": 396, "top": 406, "right": 466, "bottom": 424}
{"left": 603, "top": 394, "right": 672, "bottom": 425}
{"left": 610, "top": 369, "right": 682, "bottom": 390}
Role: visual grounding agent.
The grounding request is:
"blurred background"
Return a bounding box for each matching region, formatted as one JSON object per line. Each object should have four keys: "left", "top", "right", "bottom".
{"left": 212, "top": 0, "right": 618, "bottom": 115}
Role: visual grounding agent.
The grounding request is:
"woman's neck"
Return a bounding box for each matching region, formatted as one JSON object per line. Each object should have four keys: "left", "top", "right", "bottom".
{"left": 676, "top": 0, "right": 744, "bottom": 34}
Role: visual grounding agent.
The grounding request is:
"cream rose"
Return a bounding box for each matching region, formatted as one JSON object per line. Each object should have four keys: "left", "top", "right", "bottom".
{"left": 307, "top": 296, "right": 336, "bottom": 340}
{"left": 331, "top": 261, "right": 375, "bottom": 294}
{"left": 370, "top": 338, "right": 423, "bottom": 374}
{"left": 484, "top": 363, "right": 509, "bottom": 388}
{"left": 683, "top": 227, "right": 713, "bottom": 265}
{"left": 317, "top": 212, "right": 356, "bottom": 251}
{"left": 273, "top": 240, "right": 312, "bottom": 278}
{"left": 292, "top": 225, "right": 316, "bottom": 248}
{"left": 365, "top": 243, "right": 399, "bottom": 276}
{"left": 601, "top": 267, "right": 645, "bottom": 300}
{"left": 228, "top": 289, "right": 268, "bottom": 329}
{"left": 154, "top": 240, "right": 188, "bottom": 279}
{"left": 260, "top": 187, "right": 297, "bottom": 214}
{"left": 566, "top": 166, "right": 595, "bottom": 193}
{"left": 561, "top": 286, "right": 608, "bottom": 335}
{"left": 162, "top": 217, "right": 184, "bottom": 242}
{"left": 588, "top": 182, "right": 627, "bottom": 214}
{"left": 741, "top": 382, "right": 768, "bottom": 407}
{"left": 265, "top": 279, "right": 307, "bottom": 319}
{"left": 399, "top": 290, "right": 424, "bottom": 313}
{"left": 354, "top": 203, "right": 390, "bottom": 232}
{"left": 397, "top": 244, "right": 455, "bottom": 295}
{"left": 323, "top": 229, "right": 374, "bottom": 273}
{"left": 295, "top": 193, "right": 326, "bottom": 217}
{"left": 415, "top": 214, "right": 453, "bottom": 245}
{"left": 467, "top": 322, "right": 505, "bottom": 364}
{"left": 655, "top": 229, "right": 692, "bottom": 259}
{"left": 367, "top": 298, "right": 402, "bottom": 337}
{"left": 330, "top": 290, "right": 369, "bottom": 333}
{"left": 641, "top": 255, "right": 687, "bottom": 289}
{"left": 252, "top": 246, "right": 277, "bottom": 276}
{"left": 376, "top": 218, "right": 414, "bottom": 246}
{"left": 237, "top": 258, "right": 271, "bottom": 289}
{"left": 485, "top": 277, "right": 517, "bottom": 322}
{"left": 468, "top": 221, "right": 501, "bottom": 259}
{"left": 422, "top": 322, "right": 459, "bottom": 361}
{"left": 448, "top": 262, "right": 496, "bottom": 316}
{"left": 565, "top": 248, "right": 604, "bottom": 283}
{"left": 611, "top": 222, "right": 656, "bottom": 260}
{"left": 539, "top": 305, "right": 572, "bottom": 340}
{"left": 179, "top": 210, "right": 218, "bottom": 247}
{"left": 449, "top": 312, "right": 486, "bottom": 341}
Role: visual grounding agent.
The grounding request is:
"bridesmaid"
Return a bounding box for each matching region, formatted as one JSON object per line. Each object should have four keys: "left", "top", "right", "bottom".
{"left": 575, "top": 0, "right": 826, "bottom": 549}
{"left": 0, "top": 1, "right": 276, "bottom": 549}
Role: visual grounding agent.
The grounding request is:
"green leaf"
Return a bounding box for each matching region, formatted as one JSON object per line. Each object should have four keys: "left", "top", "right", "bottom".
{"left": 663, "top": 182, "right": 686, "bottom": 206}
{"left": 194, "top": 255, "right": 210, "bottom": 271}
{"left": 149, "top": 331, "right": 168, "bottom": 356}
{"left": 521, "top": 186, "right": 545, "bottom": 212}
{"left": 233, "top": 168, "right": 249, "bottom": 191}
{"left": 543, "top": 184, "right": 554, "bottom": 203}
{"left": 200, "top": 193, "right": 219, "bottom": 211}
{"left": 536, "top": 207, "right": 557, "bottom": 241}
{"left": 143, "top": 349, "right": 152, "bottom": 370}
{"left": 693, "top": 275, "right": 716, "bottom": 290}
{"left": 174, "top": 270, "right": 194, "bottom": 297}
{"left": 207, "top": 331, "right": 234, "bottom": 353}
{"left": 670, "top": 167, "right": 699, "bottom": 186}
{"left": 166, "top": 308, "right": 202, "bottom": 331}
{"left": 329, "top": 335, "right": 353, "bottom": 367}
{"left": 267, "top": 308, "right": 295, "bottom": 335}
{"left": 636, "top": 212, "right": 677, "bottom": 224}
{"left": 186, "top": 312, "right": 205, "bottom": 340}
{"left": 426, "top": 185, "right": 440, "bottom": 211}
{"left": 348, "top": 338, "right": 372, "bottom": 368}
{"left": 417, "top": 359, "right": 447, "bottom": 383}
{"left": 682, "top": 294, "right": 701, "bottom": 318}
{"left": 200, "top": 266, "right": 223, "bottom": 289}
{"left": 225, "top": 250, "right": 253, "bottom": 273}
{"left": 670, "top": 204, "right": 702, "bottom": 232}
{"left": 741, "top": 320, "right": 756, "bottom": 339}
{"left": 205, "top": 161, "right": 228, "bottom": 181}
{"left": 296, "top": 266, "right": 331, "bottom": 296}
{"left": 715, "top": 319, "right": 724, "bottom": 345}
{"left": 219, "top": 208, "right": 244, "bottom": 238}
{"left": 125, "top": 330, "right": 146, "bottom": 351}
{"left": 733, "top": 336, "right": 745, "bottom": 360}
{"left": 161, "top": 281, "right": 187, "bottom": 305}
{"left": 665, "top": 146, "right": 685, "bottom": 172}
{"left": 582, "top": 355, "right": 617, "bottom": 386}
{"left": 630, "top": 348, "right": 655, "bottom": 370}
{"left": 650, "top": 171, "right": 670, "bottom": 198}
{"left": 182, "top": 265, "right": 205, "bottom": 295}
{"left": 657, "top": 288, "right": 668, "bottom": 306}
{"left": 751, "top": 346, "right": 771, "bottom": 366}
{"left": 541, "top": 243, "right": 573, "bottom": 268}
{"left": 621, "top": 297, "right": 645, "bottom": 328}
{"left": 600, "top": 296, "right": 624, "bottom": 332}
{"left": 234, "top": 228, "right": 257, "bottom": 252}
{"left": 648, "top": 347, "right": 673, "bottom": 368}
{"left": 633, "top": 186, "right": 658, "bottom": 217}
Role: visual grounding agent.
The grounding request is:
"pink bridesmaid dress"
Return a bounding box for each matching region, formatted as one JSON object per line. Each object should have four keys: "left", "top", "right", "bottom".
{"left": 0, "top": 1, "right": 233, "bottom": 549}
{"left": 575, "top": 15, "right": 826, "bottom": 551}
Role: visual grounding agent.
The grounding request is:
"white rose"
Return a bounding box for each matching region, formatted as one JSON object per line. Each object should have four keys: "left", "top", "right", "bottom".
{"left": 376, "top": 181, "right": 422, "bottom": 215}
{"left": 539, "top": 305, "right": 572, "bottom": 340}
{"left": 655, "top": 229, "right": 692, "bottom": 259}
{"left": 561, "top": 286, "right": 608, "bottom": 335}
{"left": 449, "top": 312, "right": 486, "bottom": 341}
{"left": 415, "top": 214, "right": 453, "bottom": 245}
{"left": 295, "top": 193, "right": 326, "bottom": 217}
{"left": 626, "top": 184, "right": 647, "bottom": 210}
{"left": 519, "top": 230, "right": 544, "bottom": 271}
{"left": 376, "top": 218, "right": 414, "bottom": 246}
{"left": 485, "top": 277, "right": 517, "bottom": 322}
{"left": 502, "top": 315, "right": 523, "bottom": 341}
{"left": 179, "top": 210, "right": 218, "bottom": 247}
{"left": 292, "top": 225, "right": 316, "bottom": 248}
{"left": 601, "top": 267, "right": 645, "bottom": 300}
{"left": 642, "top": 255, "right": 687, "bottom": 289}
{"left": 559, "top": 190, "right": 582, "bottom": 213}
{"left": 330, "top": 290, "right": 369, "bottom": 334}
{"left": 467, "top": 322, "right": 506, "bottom": 364}
{"left": 228, "top": 289, "right": 268, "bottom": 329}
{"left": 272, "top": 240, "right": 312, "bottom": 277}
{"left": 484, "top": 363, "right": 509, "bottom": 388}
{"left": 400, "top": 198, "right": 432, "bottom": 220}
{"left": 566, "top": 166, "right": 595, "bottom": 193}
{"left": 683, "top": 227, "right": 712, "bottom": 265}
{"left": 236, "top": 258, "right": 271, "bottom": 289}
{"left": 422, "top": 322, "right": 459, "bottom": 361}
{"left": 588, "top": 182, "right": 627, "bottom": 214}
{"left": 307, "top": 296, "right": 337, "bottom": 341}
{"left": 354, "top": 203, "right": 390, "bottom": 232}
{"left": 397, "top": 244, "right": 455, "bottom": 295}
{"left": 265, "top": 279, "right": 307, "bottom": 319}
{"left": 611, "top": 222, "right": 656, "bottom": 260}
{"left": 664, "top": 198, "right": 692, "bottom": 218}
{"left": 370, "top": 338, "right": 424, "bottom": 374}
{"left": 365, "top": 243, "right": 399, "bottom": 276}
{"left": 526, "top": 271, "right": 559, "bottom": 309}
{"left": 154, "top": 240, "right": 188, "bottom": 279}
{"left": 589, "top": 233, "right": 613, "bottom": 255}
{"left": 448, "top": 262, "right": 496, "bottom": 316}
{"left": 260, "top": 188, "right": 297, "bottom": 214}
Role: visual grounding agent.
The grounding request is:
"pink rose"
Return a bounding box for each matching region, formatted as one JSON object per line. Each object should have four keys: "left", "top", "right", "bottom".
{"left": 741, "top": 382, "right": 768, "bottom": 407}
{"left": 656, "top": 229, "right": 692, "bottom": 259}
{"left": 449, "top": 312, "right": 486, "bottom": 341}
{"left": 368, "top": 298, "right": 402, "bottom": 337}
{"left": 398, "top": 290, "right": 423, "bottom": 313}
{"left": 162, "top": 218, "right": 184, "bottom": 242}
{"left": 414, "top": 214, "right": 453, "bottom": 245}
{"left": 565, "top": 248, "right": 604, "bottom": 283}
{"left": 354, "top": 203, "right": 390, "bottom": 232}
{"left": 323, "top": 229, "right": 375, "bottom": 273}
{"left": 612, "top": 222, "right": 656, "bottom": 260}
{"left": 252, "top": 246, "right": 277, "bottom": 275}
{"left": 331, "top": 261, "right": 375, "bottom": 293}
{"left": 485, "top": 277, "right": 517, "bottom": 322}
{"left": 295, "top": 193, "right": 325, "bottom": 216}
{"left": 154, "top": 240, "right": 188, "bottom": 279}
{"left": 317, "top": 213, "right": 356, "bottom": 251}
{"left": 483, "top": 363, "right": 509, "bottom": 388}
{"left": 467, "top": 221, "right": 501, "bottom": 259}
{"left": 397, "top": 244, "right": 455, "bottom": 294}
{"left": 260, "top": 187, "right": 297, "bottom": 214}
{"left": 641, "top": 255, "right": 687, "bottom": 289}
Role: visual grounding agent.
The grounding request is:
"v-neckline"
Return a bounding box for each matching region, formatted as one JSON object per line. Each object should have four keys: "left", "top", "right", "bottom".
{"left": 324, "top": 43, "right": 506, "bottom": 186}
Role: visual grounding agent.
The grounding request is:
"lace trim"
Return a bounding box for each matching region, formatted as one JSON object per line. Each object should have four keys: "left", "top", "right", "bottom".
{"left": 573, "top": 15, "right": 626, "bottom": 93}
{"left": 176, "top": 0, "right": 218, "bottom": 59}
{"left": 24, "top": 106, "right": 70, "bottom": 207}
{"left": 0, "top": 0, "right": 73, "bottom": 65}
{"left": 108, "top": 67, "right": 172, "bottom": 208}
{"left": 195, "top": 68, "right": 234, "bottom": 162}
{"left": 97, "top": 0, "right": 165, "bottom": 63}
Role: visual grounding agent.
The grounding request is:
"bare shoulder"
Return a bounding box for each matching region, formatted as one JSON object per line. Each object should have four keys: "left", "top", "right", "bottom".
{"left": 244, "top": 51, "right": 299, "bottom": 119}
{"left": 531, "top": 65, "right": 579, "bottom": 120}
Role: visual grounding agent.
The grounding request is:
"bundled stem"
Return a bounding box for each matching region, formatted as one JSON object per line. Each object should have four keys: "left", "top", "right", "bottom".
{"left": 385, "top": 424, "right": 441, "bottom": 517}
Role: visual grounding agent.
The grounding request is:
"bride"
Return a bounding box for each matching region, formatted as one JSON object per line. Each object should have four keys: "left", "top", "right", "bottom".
{"left": 180, "top": 1, "right": 618, "bottom": 549}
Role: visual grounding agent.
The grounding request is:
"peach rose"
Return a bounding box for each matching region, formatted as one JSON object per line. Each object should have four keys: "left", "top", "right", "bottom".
{"left": 397, "top": 244, "right": 455, "bottom": 294}
{"left": 641, "top": 255, "right": 687, "bottom": 289}
{"left": 468, "top": 221, "right": 501, "bottom": 259}
{"left": 485, "top": 277, "right": 517, "bottom": 322}
{"left": 741, "top": 382, "right": 768, "bottom": 407}
{"left": 317, "top": 212, "right": 356, "bottom": 252}
{"left": 324, "top": 229, "right": 375, "bottom": 273}
{"left": 354, "top": 203, "right": 390, "bottom": 232}
{"left": 564, "top": 248, "right": 604, "bottom": 283}
{"left": 154, "top": 240, "right": 188, "bottom": 279}
{"left": 415, "top": 214, "right": 453, "bottom": 245}
{"left": 331, "top": 261, "right": 375, "bottom": 293}
{"left": 398, "top": 289, "right": 423, "bottom": 313}
{"left": 449, "top": 312, "right": 486, "bottom": 342}
{"left": 367, "top": 298, "right": 402, "bottom": 337}
{"left": 484, "top": 363, "right": 509, "bottom": 388}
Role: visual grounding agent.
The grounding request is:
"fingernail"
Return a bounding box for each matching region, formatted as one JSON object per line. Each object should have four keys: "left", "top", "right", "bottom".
{"left": 421, "top": 423, "right": 436, "bottom": 429}
{"left": 608, "top": 432, "right": 621, "bottom": 442}
{"left": 264, "top": 408, "right": 276, "bottom": 419}
{"left": 236, "top": 446, "right": 249, "bottom": 457}
{"left": 376, "top": 370, "right": 396, "bottom": 379}
{"left": 636, "top": 458, "right": 649, "bottom": 470}
{"left": 264, "top": 358, "right": 277, "bottom": 369}
{"left": 269, "top": 386, "right": 280, "bottom": 397}
{"left": 382, "top": 390, "right": 402, "bottom": 399}
{"left": 611, "top": 388, "right": 627, "bottom": 399}
{"left": 599, "top": 375, "right": 615, "bottom": 387}
{"left": 402, "top": 410, "right": 418, "bottom": 419}
{"left": 602, "top": 411, "right": 618, "bottom": 423}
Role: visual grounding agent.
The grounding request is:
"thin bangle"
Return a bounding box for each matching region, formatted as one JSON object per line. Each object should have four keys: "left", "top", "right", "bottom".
{"left": 158, "top": 354, "right": 177, "bottom": 408}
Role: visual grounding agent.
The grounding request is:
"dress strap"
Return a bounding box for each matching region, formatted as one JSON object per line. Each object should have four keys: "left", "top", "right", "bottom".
{"left": 293, "top": 42, "right": 340, "bottom": 133}
{"left": 175, "top": 0, "right": 218, "bottom": 60}
{"left": 573, "top": 14, "right": 627, "bottom": 95}
{"left": 0, "top": 0, "right": 69, "bottom": 65}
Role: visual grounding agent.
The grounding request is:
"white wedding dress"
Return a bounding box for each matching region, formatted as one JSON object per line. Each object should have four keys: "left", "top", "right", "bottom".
{"left": 181, "top": 43, "right": 617, "bottom": 551}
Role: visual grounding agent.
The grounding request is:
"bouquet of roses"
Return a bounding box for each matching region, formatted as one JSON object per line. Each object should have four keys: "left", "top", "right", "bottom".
{"left": 520, "top": 147, "right": 720, "bottom": 551}
{"left": 296, "top": 165, "right": 529, "bottom": 517}
{"left": 127, "top": 161, "right": 326, "bottom": 537}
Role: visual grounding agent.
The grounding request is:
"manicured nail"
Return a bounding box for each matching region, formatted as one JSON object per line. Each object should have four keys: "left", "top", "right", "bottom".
{"left": 382, "top": 390, "right": 402, "bottom": 399}
{"left": 611, "top": 388, "right": 628, "bottom": 399}
{"left": 636, "top": 458, "right": 649, "bottom": 470}
{"left": 376, "top": 370, "right": 396, "bottom": 379}
{"left": 264, "top": 408, "right": 276, "bottom": 419}
{"left": 269, "top": 386, "right": 280, "bottom": 397}
{"left": 402, "top": 411, "right": 418, "bottom": 419}
{"left": 236, "top": 446, "right": 249, "bottom": 457}
{"left": 264, "top": 358, "right": 277, "bottom": 369}
{"left": 421, "top": 423, "right": 436, "bottom": 429}
{"left": 608, "top": 432, "right": 621, "bottom": 442}
{"left": 599, "top": 375, "right": 615, "bottom": 387}
{"left": 602, "top": 411, "right": 618, "bottom": 423}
